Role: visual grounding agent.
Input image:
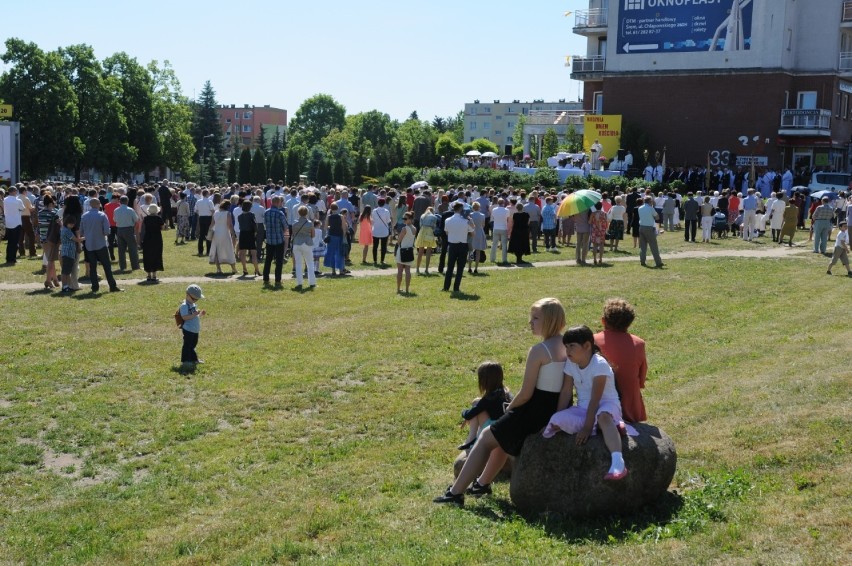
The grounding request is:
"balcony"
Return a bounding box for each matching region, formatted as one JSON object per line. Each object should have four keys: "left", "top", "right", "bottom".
{"left": 574, "top": 9, "right": 607, "bottom": 33}
{"left": 840, "top": 51, "right": 852, "bottom": 74}
{"left": 778, "top": 109, "right": 831, "bottom": 137}
{"left": 570, "top": 55, "right": 605, "bottom": 80}
{"left": 843, "top": 1, "right": 852, "bottom": 23}
{"left": 526, "top": 110, "right": 585, "bottom": 127}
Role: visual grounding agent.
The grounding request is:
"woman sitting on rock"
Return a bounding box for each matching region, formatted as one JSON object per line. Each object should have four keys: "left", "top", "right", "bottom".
{"left": 434, "top": 298, "right": 567, "bottom": 505}
{"left": 593, "top": 298, "right": 647, "bottom": 423}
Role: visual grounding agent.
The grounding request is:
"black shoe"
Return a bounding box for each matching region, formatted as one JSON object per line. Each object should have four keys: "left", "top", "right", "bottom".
{"left": 466, "top": 480, "right": 492, "bottom": 498}
{"left": 433, "top": 486, "right": 464, "bottom": 505}
{"left": 109, "top": 287, "right": 124, "bottom": 293}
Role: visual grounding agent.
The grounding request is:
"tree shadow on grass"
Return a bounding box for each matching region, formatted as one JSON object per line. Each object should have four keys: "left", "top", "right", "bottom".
{"left": 467, "top": 490, "right": 684, "bottom": 544}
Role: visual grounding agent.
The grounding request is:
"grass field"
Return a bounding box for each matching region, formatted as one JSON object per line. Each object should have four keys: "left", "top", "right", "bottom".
{"left": 0, "top": 230, "right": 850, "bottom": 564}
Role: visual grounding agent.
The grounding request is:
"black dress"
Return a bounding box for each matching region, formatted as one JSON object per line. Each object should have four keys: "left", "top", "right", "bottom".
{"left": 238, "top": 212, "right": 256, "bottom": 250}
{"left": 508, "top": 212, "right": 531, "bottom": 258}
{"left": 142, "top": 215, "right": 164, "bottom": 272}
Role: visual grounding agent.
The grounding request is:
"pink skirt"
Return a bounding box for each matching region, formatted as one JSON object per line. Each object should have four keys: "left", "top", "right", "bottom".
{"left": 542, "top": 402, "right": 624, "bottom": 438}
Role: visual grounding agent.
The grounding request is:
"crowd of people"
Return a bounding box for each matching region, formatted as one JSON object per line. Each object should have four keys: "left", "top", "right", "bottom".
{"left": 2, "top": 177, "right": 851, "bottom": 295}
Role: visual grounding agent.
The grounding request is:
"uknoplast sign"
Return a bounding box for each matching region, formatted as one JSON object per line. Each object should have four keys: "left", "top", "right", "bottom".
{"left": 618, "top": 0, "right": 754, "bottom": 55}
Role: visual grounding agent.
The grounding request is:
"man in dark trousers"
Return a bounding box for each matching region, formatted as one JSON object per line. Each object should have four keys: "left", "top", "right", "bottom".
{"left": 625, "top": 187, "right": 639, "bottom": 236}
{"left": 442, "top": 202, "right": 474, "bottom": 294}
{"left": 682, "top": 192, "right": 700, "bottom": 243}
{"left": 158, "top": 181, "right": 173, "bottom": 229}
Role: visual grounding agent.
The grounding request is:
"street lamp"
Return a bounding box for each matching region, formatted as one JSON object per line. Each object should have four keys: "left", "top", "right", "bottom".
{"left": 200, "top": 134, "right": 214, "bottom": 186}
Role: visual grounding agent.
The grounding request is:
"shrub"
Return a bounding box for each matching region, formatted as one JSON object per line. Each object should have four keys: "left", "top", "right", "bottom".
{"left": 382, "top": 167, "right": 421, "bottom": 188}
{"left": 532, "top": 168, "right": 559, "bottom": 188}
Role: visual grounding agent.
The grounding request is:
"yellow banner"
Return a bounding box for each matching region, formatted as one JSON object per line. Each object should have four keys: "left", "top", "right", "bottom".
{"left": 583, "top": 115, "right": 621, "bottom": 163}
{"left": 0, "top": 104, "right": 12, "bottom": 118}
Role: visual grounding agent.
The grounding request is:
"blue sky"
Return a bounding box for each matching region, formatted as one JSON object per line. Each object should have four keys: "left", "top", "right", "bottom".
{"left": 3, "top": 0, "right": 587, "bottom": 121}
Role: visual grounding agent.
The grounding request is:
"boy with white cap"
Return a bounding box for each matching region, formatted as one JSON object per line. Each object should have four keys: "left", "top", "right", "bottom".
{"left": 180, "top": 284, "right": 206, "bottom": 368}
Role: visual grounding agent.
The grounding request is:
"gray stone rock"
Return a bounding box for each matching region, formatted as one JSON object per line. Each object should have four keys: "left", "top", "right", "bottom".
{"left": 509, "top": 422, "right": 676, "bottom": 516}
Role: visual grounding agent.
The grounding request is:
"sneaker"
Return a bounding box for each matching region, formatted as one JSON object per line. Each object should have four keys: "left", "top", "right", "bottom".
{"left": 433, "top": 486, "right": 464, "bottom": 505}
{"left": 604, "top": 469, "right": 629, "bottom": 481}
{"left": 466, "top": 480, "right": 492, "bottom": 498}
{"left": 827, "top": 270, "right": 832, "bottom": 275}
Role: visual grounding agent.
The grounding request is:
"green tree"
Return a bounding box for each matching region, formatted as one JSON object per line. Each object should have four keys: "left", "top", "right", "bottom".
{"left": 462, "top": 138, "right": 499, "bottom": 155}
{"left": 268, "top": 151, "right": 286, "bottom": 183}
{"left": 288, "top": 93, "right": 346, "bottom": 150}
{"left": 306, "top": 145, "right": 327, "bottom": 183}
{"left": 238, "top": 148, "right": 252, "bottom": 184}
{"left": 512, "top": 115, "right": 527, "bottom": 153}
{"left": 0, "top": 38, "right": 77, "bottom": 178}
{"left": 103, "top": 52, "right": 158, "bottom": 176}
{"left": 285, "top": 147, "right": 301, "bottom": 185}
{"left": 542, "top": 127, "right": 559, "bottom": 159}
{"left": 250, "top": 148, "right": 267, "bottom": 185}
{"left": 191, "top": 81, "right": 225, "bottom": 180}
{"left": 226, "top": 156, "right": 237, "bottom": 184}
{"left": 148, "top": 60, "right": 195, "bottom": 176}
{"left": 255, "top": 125, "right": 267, "bottom": 153}
{"left": 60, "top": 44, "right": 135, "bottom": 180}
{"left": 446, "top": 110, "right": 465, "bottom": 144}
{"left": 559, "top": 122, "right": 583, "bottom": 153}
{"left": 270, "top": 129, "right": 283, "bottom": 154}
{"left": 435, "top": 133, "right": 463, "bottom": 159}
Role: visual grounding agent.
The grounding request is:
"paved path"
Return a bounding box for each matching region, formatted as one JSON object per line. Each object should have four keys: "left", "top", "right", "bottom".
{"left": 0, "top": 245, "right": 810, "bottom": 292}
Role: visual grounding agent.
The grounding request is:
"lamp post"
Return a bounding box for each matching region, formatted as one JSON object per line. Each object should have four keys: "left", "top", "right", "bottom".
{"left": 200, "top": 134, "right": 214, "bottom": 186}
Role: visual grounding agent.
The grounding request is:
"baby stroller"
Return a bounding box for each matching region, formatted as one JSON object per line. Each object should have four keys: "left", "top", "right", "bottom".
{"left": 712, "top": 212, "right": 728, "bottom": 238}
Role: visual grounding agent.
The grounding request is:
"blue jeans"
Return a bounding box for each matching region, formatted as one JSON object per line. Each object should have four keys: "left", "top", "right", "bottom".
{"left": 813, "top": 219, "right": 831, "bottom": 253}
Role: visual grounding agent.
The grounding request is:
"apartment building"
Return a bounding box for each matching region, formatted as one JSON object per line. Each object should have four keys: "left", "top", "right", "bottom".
{"left": 463, "top": 99, "right": 584, "bottom": 154}
{"left": 216, "top": 104, "right": 287, "bottom": 152}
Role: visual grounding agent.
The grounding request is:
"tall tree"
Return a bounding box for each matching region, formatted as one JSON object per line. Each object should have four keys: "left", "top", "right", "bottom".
{"left": 148, "top": 60, "right": 194, "bottom": 176}
{"left": 250, "top": 148, "right": 267, "bottom": 185}
{"left": 227, "top": 156, "right": 237, "bottom": 184}
{"left": 0, "top": 38, "right": 77, "bottom": 178}
{"left": 191, "top": 80, "right": 225, "bottom": 170}
{"left": 285, "top": 148, "right": 301, "bottom": 185}
{"left": 255, "top": 125, "right": 268, "bottom": 153}
{"left": 288, "top": 93, "right": 346, "bottom": 150}
{"left": 268, "top": 151, "right": 286, "bottom": 183}
{"left": 512, "top": 115, "right": 527, "bottom": 154}
{"left": 306, "top": 145, "right": 327, "bottom": 183}
{"left": 446, "top": 110, "right": 465, "bottom": 144}
{"left": 238, "top": 148, "right": 252, "bottom": 184}
{"left": 270, "top": 128, "right": 283, "bottom": 153}
{"left": 60, "top": 44, "right": 134, "bottom": 180}
{"left": 103, "top": 52, "right": 158, "bottom": 176}
{"left": 431, "top": 116, "right": 447, "bottom": 133}
{"left": 542, "top": 127, "right": 559, "bottom": 159}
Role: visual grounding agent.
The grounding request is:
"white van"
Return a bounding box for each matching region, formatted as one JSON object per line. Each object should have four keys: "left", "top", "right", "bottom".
{"left": 808, "top": 171, "right": 851, "bottom": 193}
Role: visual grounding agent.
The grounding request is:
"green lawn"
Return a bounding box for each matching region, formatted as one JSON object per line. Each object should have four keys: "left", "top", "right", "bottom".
{"left": 0, "top": 243, "right": 849, "bottom": 564}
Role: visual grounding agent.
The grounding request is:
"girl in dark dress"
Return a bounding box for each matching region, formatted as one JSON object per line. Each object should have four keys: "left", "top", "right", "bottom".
{"left": 435, "top": 298, "right": 567, "bottom": 504}
{"left": 142, "top": 204, "right": 164, "bottom": 282}
{"left": 508, "top": 202, "right": 531, "bottom": 263}
{"left": 237, "top": 200, "right": 260, "bottom": 276}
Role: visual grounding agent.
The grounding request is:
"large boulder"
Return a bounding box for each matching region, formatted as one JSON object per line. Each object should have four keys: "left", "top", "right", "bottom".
{"left": 509, "top": 422, "right": 676, "bottom": 517}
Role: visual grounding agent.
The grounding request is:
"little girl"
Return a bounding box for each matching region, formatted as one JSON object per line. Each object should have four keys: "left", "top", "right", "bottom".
{"left": 544, "top": 325, "right": 628, "bottom": 481}
{"left": 311, "top": 219, "right": 326, "bottom": 277}
{"left": 458, "top": 361, "right": 513, "bottom": 451}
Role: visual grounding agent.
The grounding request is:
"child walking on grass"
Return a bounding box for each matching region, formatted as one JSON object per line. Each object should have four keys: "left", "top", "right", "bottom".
{"left": 544, "top": 325, "right": 629, "bottom": 481}
{"left": 826, "top": 220, "right": 851, "bottom": 277}
{"left": 457, "top": 362, "right": 513, "bottom": 451}
{"left": 180, "top": 284, "right": 206, "bottom": 369}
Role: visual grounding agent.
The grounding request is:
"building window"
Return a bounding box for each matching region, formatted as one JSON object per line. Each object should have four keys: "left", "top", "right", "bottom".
{"left": 844, "top": 94, "right": 849, "bottom": 120}
{"left": 470, "top": 122, "right": 476, "bottom": 130}
{"left": 594, "top": 92, "right": 604, "bottom": 114}
{"left": 507, "top": 136, "right": 513, "bottom": 143}
{"left": 522, "top": 108, "right": 529, "bottom": 115}
{"left": 483, "top": 122, "right": 491, "bottom": 130}
{"left": 242, "top": 124, "right": 252, "bottom": 133}
{"left": 225, "top": 118, "right": 231, "bottom": 124}
{"left": 837, "top": 93, "right": 842, "bottom": 118}
{"left": 495, "top": 115, "right": 502, "bottom": 120}
{"left": 797, "top": 91, "right": 817, "bottom": 109}
{"left": 469, "top": 137, "right": 475, "bottom": 142}
{"left": 234, "top": 111, "right": 239, "bottom": 119}
{"left": 482, "top": 106, "right": 491, "bottom": 114}
{"left": 469, "top": 107, "right": 477, "bottom": 115}
{"left": 243, "top": 111, "right": 252, "bottom": 119}
{"left": 225, "top": 131, "right": 231, "bottom": 137}
{"left": 507, "top": 121, "right": 514, "bottom": 128}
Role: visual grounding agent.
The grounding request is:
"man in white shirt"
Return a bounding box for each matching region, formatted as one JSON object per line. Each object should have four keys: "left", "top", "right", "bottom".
{"left": 489, "top": 198, "right": 510, "bottom": 264}
{"left": 3, "top": 186, "right": 25, "bottom": 265}
{"left": 643, "top": 164, "right": 654, "bottom": 182}
{"left": 443, "top": 202, "right": 474, "bottom": 294}
{"left": 194, "top": 189, "right": 215, "bottom": 256}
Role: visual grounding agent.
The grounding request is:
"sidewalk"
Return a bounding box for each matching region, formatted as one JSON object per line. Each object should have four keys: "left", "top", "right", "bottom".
{"left": 0, "top": 245, "right": 808, "bottom": 291}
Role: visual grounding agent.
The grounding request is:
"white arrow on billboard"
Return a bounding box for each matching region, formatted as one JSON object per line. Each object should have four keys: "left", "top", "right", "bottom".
{"left": 623, "top": 43, "right": 659, "bottom": 53}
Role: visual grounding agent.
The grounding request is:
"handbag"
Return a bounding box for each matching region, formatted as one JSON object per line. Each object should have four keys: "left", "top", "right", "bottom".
{"left": 400, "top": 247, "right": 415, "bottom": 262}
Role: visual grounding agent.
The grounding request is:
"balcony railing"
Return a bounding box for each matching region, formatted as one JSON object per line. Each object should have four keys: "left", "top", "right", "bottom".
{"left": 843, "top": 1, "right": 852, "bottom": 21}
{"left": 779, "top": 109, "right": 831, "bottom": 133}
{"left": 841, "top": 51, "right": 852, "bottom": 71}
{"left": 574, "top": 9, "right": 607, "bottom": 29}
{"left": 571, "top": 55, "right": 606, "bottom": 76}
{"left": 526, "top": 110, "right": 585, "bottom": 126}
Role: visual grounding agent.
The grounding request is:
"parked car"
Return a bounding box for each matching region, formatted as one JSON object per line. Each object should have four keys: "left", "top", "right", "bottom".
{"left": 808, "top": 171, "right": 851, "bottom": 194}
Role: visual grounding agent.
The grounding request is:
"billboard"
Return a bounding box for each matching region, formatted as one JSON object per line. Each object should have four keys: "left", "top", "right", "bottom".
{"left": 583, "top": 115, "right": 622, "bottom": 162}
{"left": 0, "top": 122, "right": 20, "bottom": 186}
{"left": 617, "top": 0, "right": 754, "bottom": 55}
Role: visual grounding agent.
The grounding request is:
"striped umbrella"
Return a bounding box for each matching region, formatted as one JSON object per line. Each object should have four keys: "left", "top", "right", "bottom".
{"left": 557, "top": 189, "right": 602, "bottom": 217}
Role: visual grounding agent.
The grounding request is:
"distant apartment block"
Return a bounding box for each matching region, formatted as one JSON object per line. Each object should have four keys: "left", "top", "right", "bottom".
{"left": 216, "top": 104, "right": 287, "bottom": 152}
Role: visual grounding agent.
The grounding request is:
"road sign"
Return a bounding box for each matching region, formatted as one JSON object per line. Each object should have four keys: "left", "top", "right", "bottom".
{"left": 0, "top": 104, "right": 12, "bottom": 118}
